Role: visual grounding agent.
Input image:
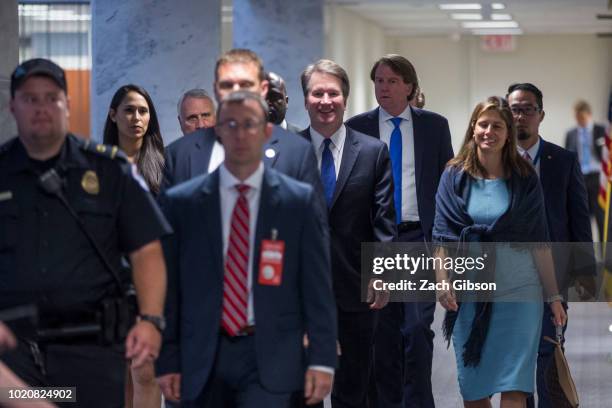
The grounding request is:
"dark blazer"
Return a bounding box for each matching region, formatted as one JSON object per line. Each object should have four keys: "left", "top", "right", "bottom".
{"left": 286, "top": 121, "right": 303, "bottom": 135}
{"left": 345, "top": 107, "right": 454, "bottom": 239}
{"left": 157, "top": 167, "right": 337, "bottom": 401}
{"left": 300, "top": 127, "right": 396, "bottom": 312}
{"left": 538, "top": 139, "right": 596, "bottom": 291}
{"left": 163, "top": 125, "right": 321, "bottom": 191}
{"left": 564, "top": 123, "right": 607, "bottom": 165}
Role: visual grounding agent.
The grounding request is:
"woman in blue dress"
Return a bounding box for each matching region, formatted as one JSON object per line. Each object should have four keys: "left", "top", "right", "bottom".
{"left": 432, "top": 96, "right": 566, "bottom": 407}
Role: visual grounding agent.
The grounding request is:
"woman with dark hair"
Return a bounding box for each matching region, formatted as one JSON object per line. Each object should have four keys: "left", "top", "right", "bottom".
{"left": 103, "top": 84, "right": 164, "bottom": 407}
{"left": 433, "top": 96, "right": 566, "bottom": 407}
{"left": 103, "top": 84, "right": 165, "bottom": 195}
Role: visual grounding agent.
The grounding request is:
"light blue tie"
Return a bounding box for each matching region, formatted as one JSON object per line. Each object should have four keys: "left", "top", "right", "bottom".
{"left": 321, "top": 138, "right": 336, "bottom": 208}
{"left": 390, "top": 117, "right": 402, "bottom": 224}
{"left": 580, "top": 127, "right": 591, "bottom": 174}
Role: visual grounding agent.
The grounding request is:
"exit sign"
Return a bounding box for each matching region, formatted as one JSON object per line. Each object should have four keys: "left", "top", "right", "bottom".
{"left": 481, "top": 35, "right": 516, "bottom": 52}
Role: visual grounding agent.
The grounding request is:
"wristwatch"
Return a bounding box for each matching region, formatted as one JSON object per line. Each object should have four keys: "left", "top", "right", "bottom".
{"left": 139, "top": 314, "right": 166, "bottom": 333}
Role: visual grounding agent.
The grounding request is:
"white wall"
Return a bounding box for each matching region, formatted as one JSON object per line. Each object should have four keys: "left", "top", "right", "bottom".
{"left": 387, "top": 34, "right": 612, "bottom": 152}
{"left": 324, "top": 5, "right": 386, "bottom": 119}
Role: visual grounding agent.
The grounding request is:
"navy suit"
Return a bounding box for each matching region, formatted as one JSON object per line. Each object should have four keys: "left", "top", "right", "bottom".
{"left": 527, "top": 139, "right": 595, "bottom": 408}
{"left": 300, "top": 127, "right": 396, "bottom": 407}
{"left": 346, "top": 106, "right": 453, "bottom": 239}
{"left": 157, "top": 167, "right": 337, "bottom": 405}
{"left": 346, "top": 106, "right": 453, "bottom": 408}
{"left": 564, "top": 123, "right": 607, "bottom": 240}
{"left": 163, "top": 126, "right": 322, "bottom": 194}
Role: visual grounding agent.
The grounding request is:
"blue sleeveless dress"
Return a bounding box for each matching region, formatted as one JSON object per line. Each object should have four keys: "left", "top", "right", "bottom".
{"left": 452, "top": 178, "right": 543, "bottom": 401}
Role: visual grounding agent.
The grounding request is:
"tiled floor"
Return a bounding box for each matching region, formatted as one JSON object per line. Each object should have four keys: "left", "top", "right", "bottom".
{"left": 323, "top": 302, "right": 612, "bottom": 407}
{"left": 432, "top": 302, "right": 612, "bottom": 407}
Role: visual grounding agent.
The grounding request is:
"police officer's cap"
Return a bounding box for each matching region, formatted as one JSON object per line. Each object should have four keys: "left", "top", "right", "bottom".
{"left": 10, "top": 58, "right": 67, "bottom": 97}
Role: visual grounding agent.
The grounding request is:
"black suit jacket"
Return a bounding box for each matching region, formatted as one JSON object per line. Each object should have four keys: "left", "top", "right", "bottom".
{"left": 538, "top": 139, "right": 596, "bottom": 292}
{"left": 564, "top": 123, "right": 607, "bottom": 167}
{"left": 300, "top": 127, "right": 396, "bottom": 312}
{"left": 540, "top": 139, "right": 596, "bottom": 296}
{"left": 345, "top": 106, "right": 453, "bottom": 239}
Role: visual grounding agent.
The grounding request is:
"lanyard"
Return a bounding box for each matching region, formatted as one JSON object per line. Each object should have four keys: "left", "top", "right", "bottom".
{"left": 528, "top": 138, "right": 543, "bottom": 166}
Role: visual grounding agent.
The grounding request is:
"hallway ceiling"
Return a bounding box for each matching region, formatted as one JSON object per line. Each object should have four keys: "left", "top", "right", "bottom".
{"left": 331, "top": 0, "right": 612, "bottom": 36}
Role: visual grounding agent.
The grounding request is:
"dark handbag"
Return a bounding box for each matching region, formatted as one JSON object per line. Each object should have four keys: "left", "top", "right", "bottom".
{"left": 543, "top": 326, "right": 579, "bottom": 408}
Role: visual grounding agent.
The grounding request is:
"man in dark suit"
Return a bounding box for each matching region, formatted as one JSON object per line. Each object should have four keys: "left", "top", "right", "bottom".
{"left": 346, "top": 55, "right": 453, "bottom": 408}
{"left": 507, "top": 83, "right": 597, "bottom": 408}
{"left": 299, "top": 59, "right": 395, "bottom": 408}
{"left": 266, "top": 71, "right": 302, "bottom": 134}
{"left": 156, "top": 91, "right": 337, "bottom": 407}
{"left": 163, "top": 49, "right": 320, "bottom": 202}
{"left": 565, "top": 99, "right": 608, "bottom": 241}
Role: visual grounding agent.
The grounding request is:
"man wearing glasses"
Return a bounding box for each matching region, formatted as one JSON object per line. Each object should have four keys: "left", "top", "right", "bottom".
{"left": 157, "top": 91, "right": 337, "bottom": 407}
{"left": 507, "top": 83, "right": 596, "bottom": 408}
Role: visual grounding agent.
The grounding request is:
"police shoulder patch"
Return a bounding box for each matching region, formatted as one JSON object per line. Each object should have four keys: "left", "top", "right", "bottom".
{"left": 81, "top": 140, "right": 128, "bottom": 162}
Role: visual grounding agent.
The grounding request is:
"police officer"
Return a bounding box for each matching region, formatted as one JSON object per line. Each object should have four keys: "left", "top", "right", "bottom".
{"left": 0, "top": 58, "right": 171, "bottom": 408}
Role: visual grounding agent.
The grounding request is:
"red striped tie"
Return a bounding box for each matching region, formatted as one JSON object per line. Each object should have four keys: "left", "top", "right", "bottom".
{"left": 221, "top": 184, "right": 250, "bottom": 336}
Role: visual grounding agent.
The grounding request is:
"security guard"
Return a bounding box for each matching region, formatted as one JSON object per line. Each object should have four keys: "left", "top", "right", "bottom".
{"left": 0, "top": 58, "right": 171, "bottom": 407}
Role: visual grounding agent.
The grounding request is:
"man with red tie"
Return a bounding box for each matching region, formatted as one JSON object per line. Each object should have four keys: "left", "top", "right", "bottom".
{"left": 156, "top": 91, "right": 337, "bottom": 407}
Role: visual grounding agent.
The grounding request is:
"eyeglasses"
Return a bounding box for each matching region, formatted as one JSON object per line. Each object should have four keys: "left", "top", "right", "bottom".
{"left": 510, "top": 105, "right": 541, "bottom": 116}
{"left": 216, "top": 119, "right": 265, "bottom": 134}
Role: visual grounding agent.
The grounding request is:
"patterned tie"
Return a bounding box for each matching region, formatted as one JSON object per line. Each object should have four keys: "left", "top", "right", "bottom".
{"left": 523, "top": 151, "right": 532, "bottom": 163}
{"left": 321, "top": 138, "right": 336, "bottom": 207}
{"left": 221, "top": 184, "right": 250, "bottom": 336}
{"left": 390, "top": 117, "right": 403, "bottom": 224}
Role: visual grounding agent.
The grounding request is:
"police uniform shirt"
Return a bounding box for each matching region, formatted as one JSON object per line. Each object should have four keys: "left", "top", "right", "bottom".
{"left": 0, "top": 134, "right": 172, "bottom": 312}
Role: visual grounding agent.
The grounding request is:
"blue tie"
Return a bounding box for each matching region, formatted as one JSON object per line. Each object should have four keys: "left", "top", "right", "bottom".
{"left": 580, "top": 127, "right": 591, "bottom": 174}
{"left": 390, "top": 117, "right": 402, "bottom": 224}
{"left": 321, "top": 138, "right": 336, "bottom": 207}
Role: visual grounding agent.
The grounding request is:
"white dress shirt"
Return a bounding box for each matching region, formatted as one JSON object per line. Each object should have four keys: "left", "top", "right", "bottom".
{"left": 309, "top": 125, "right": 347, "bottom": 178}
{"left": 378, "top": 105, "right": 419, "bottom": 222}
{"left": 517, "top": 136, "right": 541, "bottom": 177}
{"left": 208, "top": 140, "right": 225, "bottom": 173}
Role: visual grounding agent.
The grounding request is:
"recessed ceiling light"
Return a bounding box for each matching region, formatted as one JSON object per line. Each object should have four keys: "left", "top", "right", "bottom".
{"left": 491, "top": 3, "right": 506, "bottom": 10}
{"left": 451, "top": 13, "right": 483, "bottom": 20}
{"left": 462, "top": 21, "right": 519, "bottom": 29}
{"left": 471, "top": 28, "right": 523, "bottom": 35}
{"left": 491, "top": 13, "right": 512, "bottom": 20}
{"left": 439, "top": 3, "right": 482, "bottom": 10}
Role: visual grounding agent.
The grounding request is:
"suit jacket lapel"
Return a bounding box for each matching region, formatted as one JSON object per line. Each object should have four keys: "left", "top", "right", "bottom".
{"left": 362, "top": 108, "right": 380, "bottom": 138}
{"left": 538, "top": 139, "right": 554, "bottom": 198}
{"left": 253, "top": 168, "right": 281, "bottom": 288}
{"left": 411, "top": 107, "right": 425, "bottom": 195}
{"left": 331, "top": 128, "right": 360, "bottom": 209}
{"left": 263, "top": 126, "right": 282, "bottom": 167}
{"left": 198, "top": 170, "right": 224, "bottom": 277}
{"left": 190, "top": 128, "right": 216, "bottom": 177}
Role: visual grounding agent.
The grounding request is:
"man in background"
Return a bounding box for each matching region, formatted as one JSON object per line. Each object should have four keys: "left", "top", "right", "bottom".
{"left": 266, "top": 71, "right": 301, "bottom": 133}
{"left": 177, "top": 88, "right": 216, "bottom": 136}
{"left": 346, "top": 54, "right": 453, "bottom": 408}
{"left": 507, "top": 83, "right": 596, "bottom": 408}
{"left": 565, "top": 99, "right": 608, "bottom": 241}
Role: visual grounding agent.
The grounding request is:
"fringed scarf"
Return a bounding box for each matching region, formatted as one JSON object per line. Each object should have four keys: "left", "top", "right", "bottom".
{"left": 432, "top": 165, "right": 549, "bottom": 367}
